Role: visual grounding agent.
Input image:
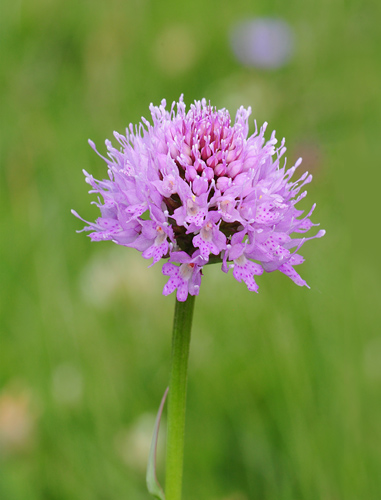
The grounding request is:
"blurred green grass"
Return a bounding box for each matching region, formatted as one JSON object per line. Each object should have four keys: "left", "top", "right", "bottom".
{"left": 1, "top": 0, "right": 380, "bottom": 499}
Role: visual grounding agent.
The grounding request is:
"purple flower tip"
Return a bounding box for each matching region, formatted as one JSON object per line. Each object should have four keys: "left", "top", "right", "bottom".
{"left": 73, "top": 97, "right": 324, "bottom": 301}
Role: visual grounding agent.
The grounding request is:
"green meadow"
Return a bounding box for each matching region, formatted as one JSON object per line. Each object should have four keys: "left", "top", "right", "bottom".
{"left": 1, "top": 0, "right": 380, "bottom": 498}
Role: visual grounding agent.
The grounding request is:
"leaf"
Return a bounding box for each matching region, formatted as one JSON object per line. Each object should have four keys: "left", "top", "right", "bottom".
{"left": 146, "top": 387, "right": 168, "bottom": 500}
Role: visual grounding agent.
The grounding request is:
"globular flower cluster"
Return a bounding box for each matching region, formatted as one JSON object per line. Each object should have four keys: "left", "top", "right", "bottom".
{"left": 73, "top": 96, "right": 324, "bottom": 301}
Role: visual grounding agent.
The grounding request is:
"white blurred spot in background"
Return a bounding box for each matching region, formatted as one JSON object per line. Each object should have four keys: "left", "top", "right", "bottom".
{"left": 230, "top": 18, "right": 294, "bottom": 69}
{"left": 51, "top": 364, "right": 83, "bottom": 407}
{"left": 114, "top": 412, "right": 166, "bottom": 473}
{"left": 0, "top": 383, "right": 37, "bottom": 457}
{"left": 80, "top": 248, "right": 162, "bottom": 308}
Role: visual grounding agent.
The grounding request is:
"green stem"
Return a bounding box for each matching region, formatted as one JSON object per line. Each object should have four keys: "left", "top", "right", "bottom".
{"left": 165, "top": 295, "right": 195, "bottom": 500}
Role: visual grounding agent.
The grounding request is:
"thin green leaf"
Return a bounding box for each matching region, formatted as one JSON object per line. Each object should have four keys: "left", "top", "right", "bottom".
{"left": 146, "top": 387, "right": 168, "bottom": 500}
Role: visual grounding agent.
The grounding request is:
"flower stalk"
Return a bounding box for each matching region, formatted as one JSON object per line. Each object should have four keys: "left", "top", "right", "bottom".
{"left": 165, "top": 295, "right": 195, "bottom": 500}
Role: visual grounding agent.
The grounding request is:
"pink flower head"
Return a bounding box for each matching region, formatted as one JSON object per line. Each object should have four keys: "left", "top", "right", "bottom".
{"left": 73, "top": 96, "right": 324, "bottom": 301}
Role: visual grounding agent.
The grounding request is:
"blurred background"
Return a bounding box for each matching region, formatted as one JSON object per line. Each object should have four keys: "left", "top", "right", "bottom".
{"left": 1, "top": 0, "right": 380, "bottom": 499}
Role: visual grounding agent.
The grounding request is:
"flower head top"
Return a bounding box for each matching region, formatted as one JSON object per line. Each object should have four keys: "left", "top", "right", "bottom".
{"left": 73, "top": 96, "right": 324, "bottom": 301}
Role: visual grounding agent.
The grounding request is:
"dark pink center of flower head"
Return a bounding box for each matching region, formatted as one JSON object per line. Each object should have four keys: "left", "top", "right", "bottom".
{"left": 164, "top": 103, "right": 248, "bottom": 194}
